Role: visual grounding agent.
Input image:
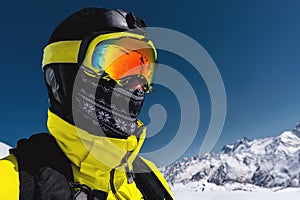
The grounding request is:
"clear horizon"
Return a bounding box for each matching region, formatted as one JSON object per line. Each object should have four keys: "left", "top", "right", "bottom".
{"left": 0, "top": 1, "right": 299, "bottom": 165}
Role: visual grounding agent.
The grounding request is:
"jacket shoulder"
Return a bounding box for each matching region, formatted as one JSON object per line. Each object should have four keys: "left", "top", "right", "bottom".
{"left": 0, "top": 154, "right": 20, "bottom": 199}
{"left": 11, "top": 133, "right": 73, "bottom": 181}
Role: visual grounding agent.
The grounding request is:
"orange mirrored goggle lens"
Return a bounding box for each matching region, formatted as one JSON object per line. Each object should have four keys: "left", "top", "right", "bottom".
{"left": 88, "top": 37, "right": 157, "bottom": 87}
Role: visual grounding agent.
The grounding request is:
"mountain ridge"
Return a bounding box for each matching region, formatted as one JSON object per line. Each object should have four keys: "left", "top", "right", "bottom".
{"left": 161, "top": 122, "right": 300, "bottom": 191}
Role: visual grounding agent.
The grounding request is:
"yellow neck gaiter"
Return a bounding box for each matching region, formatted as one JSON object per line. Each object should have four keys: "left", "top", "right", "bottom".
{"left": 47, "top": 109, "right": 146, "bottom": 191}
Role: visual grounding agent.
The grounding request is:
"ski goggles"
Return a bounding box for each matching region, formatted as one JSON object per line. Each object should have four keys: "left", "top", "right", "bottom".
{"left": 42, "top": 32, "right": 158, "bottom": 91}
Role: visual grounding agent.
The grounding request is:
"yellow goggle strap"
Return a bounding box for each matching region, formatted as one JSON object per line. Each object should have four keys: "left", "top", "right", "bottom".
{"left": 42, "top": 32, "right": 157, "bottom": 69}
{"left": 42, "top": 41, "right": 81, "bottom": 68}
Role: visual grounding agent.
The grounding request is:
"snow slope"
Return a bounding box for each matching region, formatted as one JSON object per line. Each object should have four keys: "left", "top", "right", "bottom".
{"left": 0, "top": 141, "right": 11, "bottom": 159}
{"left": 173, "top": 188, "right": 300, "bottom": 200}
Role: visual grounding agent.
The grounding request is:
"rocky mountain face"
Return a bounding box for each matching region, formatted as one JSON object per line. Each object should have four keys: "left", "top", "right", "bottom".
{"left": 161, "top": 122, "right": 300, "bottom": 189}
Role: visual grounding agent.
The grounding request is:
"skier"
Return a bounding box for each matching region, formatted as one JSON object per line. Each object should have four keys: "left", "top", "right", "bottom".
{"left": 0, "top": 7, "right": 173, "bottom": 199}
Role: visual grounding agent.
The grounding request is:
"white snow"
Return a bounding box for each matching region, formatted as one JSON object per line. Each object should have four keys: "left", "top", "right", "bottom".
{"left": 170, "top": 180, "right": 270, "bottom": 193}
{"left": 0, "top": 141, "right": 11, "bottom": 159}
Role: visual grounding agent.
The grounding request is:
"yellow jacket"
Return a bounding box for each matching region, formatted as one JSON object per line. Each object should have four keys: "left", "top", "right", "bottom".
{"left": 0, "top": 110, "right": 173, "bottom": 199}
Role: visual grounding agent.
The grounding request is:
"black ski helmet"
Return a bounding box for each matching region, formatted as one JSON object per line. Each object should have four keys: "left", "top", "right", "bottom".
{"left": 43, "top": 7, "right": 148, "bottom": 126}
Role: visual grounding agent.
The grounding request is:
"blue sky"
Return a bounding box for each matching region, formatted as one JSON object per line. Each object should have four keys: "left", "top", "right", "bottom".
{"left": 0, "top": 1, "right": 300, "bottom": 163}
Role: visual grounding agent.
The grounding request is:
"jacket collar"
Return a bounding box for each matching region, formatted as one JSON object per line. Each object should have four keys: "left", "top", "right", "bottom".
{"left": 47, "top": 110, "right": 146, "bottom": 177}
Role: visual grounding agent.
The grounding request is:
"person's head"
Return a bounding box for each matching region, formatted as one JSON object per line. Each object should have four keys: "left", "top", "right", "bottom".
{"left": 43, "top": 7, "right": 158, "bottom": 138}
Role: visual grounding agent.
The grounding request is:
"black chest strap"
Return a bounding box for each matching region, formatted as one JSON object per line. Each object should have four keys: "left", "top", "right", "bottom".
{"left": 133, "top": 156, "right": 173, "bottom": 200}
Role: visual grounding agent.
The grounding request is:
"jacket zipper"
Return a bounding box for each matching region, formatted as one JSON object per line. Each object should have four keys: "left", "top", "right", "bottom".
{"left": 109, "top": 152, "right": 134, "bottom": 199}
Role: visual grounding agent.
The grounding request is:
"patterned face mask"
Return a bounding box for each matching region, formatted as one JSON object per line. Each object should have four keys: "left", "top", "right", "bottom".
{"left": 73, "top": 68, "right": 146, "bottom": 138}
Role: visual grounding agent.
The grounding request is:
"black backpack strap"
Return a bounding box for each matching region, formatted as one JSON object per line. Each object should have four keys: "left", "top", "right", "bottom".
{"left": 19, "top": 171, "right": 35, "bottom": 200}
{"left": 10, "top": 133, "right": 74, "bottom": 199}
{"left": 133, "top": 156, "right": 173, "bottom": 200}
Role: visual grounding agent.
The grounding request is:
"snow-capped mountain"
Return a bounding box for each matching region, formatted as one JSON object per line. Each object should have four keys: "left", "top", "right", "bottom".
{"left": 0, "top": 141, "right": 11, "bottom": 159}
{"left": 161, "top": 122, "right": 300, "bottom": 191}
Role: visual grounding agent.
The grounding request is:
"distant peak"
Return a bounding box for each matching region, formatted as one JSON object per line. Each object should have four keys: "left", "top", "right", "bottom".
{"left": 221, "top": 144, "right": 234, "bottom": 153}
{"left": 292, "top": 121, "right": 300, "bottom": 136}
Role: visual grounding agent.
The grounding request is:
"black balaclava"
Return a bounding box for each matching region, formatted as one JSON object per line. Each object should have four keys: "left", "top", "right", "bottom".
{"left": 44, "top": 7, "right": 150, "bottom": 138}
